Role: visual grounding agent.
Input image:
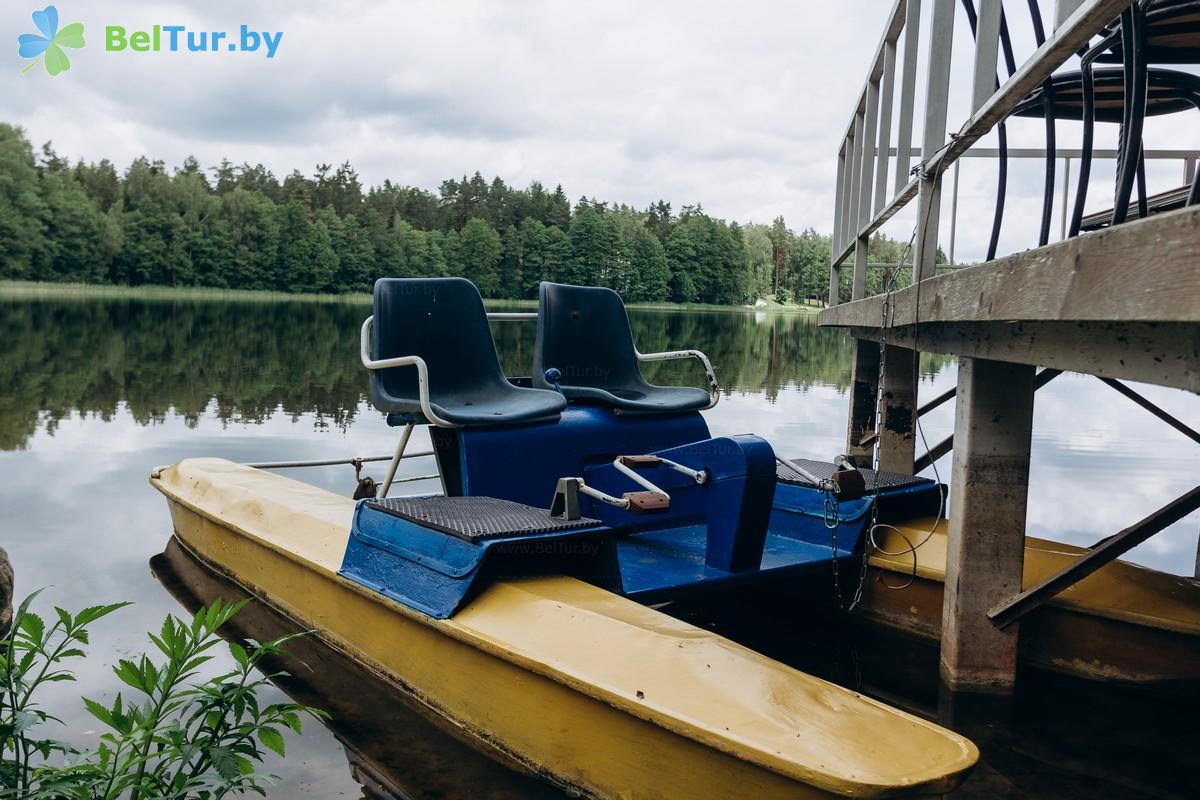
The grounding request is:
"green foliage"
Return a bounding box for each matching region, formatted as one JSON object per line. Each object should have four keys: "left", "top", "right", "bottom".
{"left": 623, "top": 226, "right": 669, "bottom": 302}
{"left": 0, "top": 593, "right": 323, "bottom": 799}
{"left": 455, "top": 218, "right": 502, "bottom": 296}
{"left": 566, "top": 207, "right": 620, "bottom": 287}
{"left": 0, "top": 122, "right": 899, "bottom": 306}
{"left": 0, "top": 126, "right": 49, "bottom": 279}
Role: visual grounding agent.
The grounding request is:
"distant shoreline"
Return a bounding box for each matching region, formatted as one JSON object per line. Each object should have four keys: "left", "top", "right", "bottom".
{"left": 0, "top": 281, "right": 821, "bottom": 314}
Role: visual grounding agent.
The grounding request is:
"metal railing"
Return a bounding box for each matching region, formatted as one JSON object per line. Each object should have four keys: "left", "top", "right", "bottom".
{"left": 829, "top": 0, "right": 1144, "bottom": 305}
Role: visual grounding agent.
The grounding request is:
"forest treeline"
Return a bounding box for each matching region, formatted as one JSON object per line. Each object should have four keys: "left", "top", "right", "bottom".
{"left": 0, "top": 123, "right": 916, "bottom": 304}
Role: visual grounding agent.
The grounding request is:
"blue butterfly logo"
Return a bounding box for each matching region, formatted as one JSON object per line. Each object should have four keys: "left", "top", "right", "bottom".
{"left": 18, "top": 5, "right": 85, "bottom": 76}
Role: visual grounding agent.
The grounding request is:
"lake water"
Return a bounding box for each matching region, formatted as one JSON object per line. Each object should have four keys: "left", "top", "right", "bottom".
{"left": 1, "top": 295, "right": 1197, "bottom": 798}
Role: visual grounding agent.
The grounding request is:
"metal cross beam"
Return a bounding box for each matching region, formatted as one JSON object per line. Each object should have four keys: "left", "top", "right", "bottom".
{"left": 988, "top": 485, "right": 1200, "bottom": 629}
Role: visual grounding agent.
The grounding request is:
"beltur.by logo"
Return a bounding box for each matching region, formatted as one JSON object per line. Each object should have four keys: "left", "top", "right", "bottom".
{"left": 106, "top": 25, "right": 283, "bottom": 58}
{"left": 17, "top": 5, "right": 84, "bottom": 77}
{"left": 15, "top": 5, "right": 284, "bottom": 76}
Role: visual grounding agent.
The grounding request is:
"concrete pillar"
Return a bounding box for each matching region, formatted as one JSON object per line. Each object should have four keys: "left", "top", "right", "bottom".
{"left": 877, "top": 345, "right": 918, "bottom": 474}
{"left": 845, "top": 340, "right": 881, "bottom": 465}
{"left": 941, "top": 358, "right": 1036, "bottom": 693}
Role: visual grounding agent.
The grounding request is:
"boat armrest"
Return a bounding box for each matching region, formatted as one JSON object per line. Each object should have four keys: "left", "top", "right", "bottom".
{"left": 635, "top": 348, "right": 720, "bottom": 409}
{"left": 359, "top": 315, "right": 458, "bottom": 428}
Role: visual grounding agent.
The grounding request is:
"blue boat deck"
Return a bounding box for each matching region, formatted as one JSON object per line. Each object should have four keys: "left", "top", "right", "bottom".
{"left": 617, "top": 524, "right": 858, "bottom": 602}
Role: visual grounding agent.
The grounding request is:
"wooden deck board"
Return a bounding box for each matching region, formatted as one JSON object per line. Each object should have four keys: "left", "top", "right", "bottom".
{"left": 819, "top": 206, "right": 1200, "bottom": 391}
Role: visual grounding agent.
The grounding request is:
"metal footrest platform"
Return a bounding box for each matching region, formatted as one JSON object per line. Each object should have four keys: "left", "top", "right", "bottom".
{"left": 365, "top": 496, "right": 600, "bottom": 542}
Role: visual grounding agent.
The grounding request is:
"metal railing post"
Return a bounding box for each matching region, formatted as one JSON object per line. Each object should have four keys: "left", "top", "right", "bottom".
{"left": 875, "top": 39, "right": 898, "bottom": 213}
{"left": 833, "top": 145, "right": 847, "bottom": 260}
{"left": 912, "top": 0, "right": 957, "bottom": 283}
{"left": 1055, "top": 0, "right": 1087, "bottom": 27}
{"left": 972, "top": 0, "right": 1003, "bottom": 110}
{"left": 854, "top": 81, "right": 881, "bottom": 300}
{"left": 895, "top": 0, "right": 922, "bottom": 194}
{"left": 842, "top": 129, "right": 858, "bottom": 255}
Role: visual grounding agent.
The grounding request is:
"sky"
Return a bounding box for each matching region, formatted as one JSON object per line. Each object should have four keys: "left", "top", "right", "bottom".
{"left": 4, "top": 0, "right": 1198, "bottom": 261}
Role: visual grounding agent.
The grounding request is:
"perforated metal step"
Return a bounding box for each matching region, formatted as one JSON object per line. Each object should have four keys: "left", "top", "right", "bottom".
{"left": 365, "top": 496, "right": 601, "bottom": 542}
{"left": 776, "top": 458, "right": 932, "bottom": 491}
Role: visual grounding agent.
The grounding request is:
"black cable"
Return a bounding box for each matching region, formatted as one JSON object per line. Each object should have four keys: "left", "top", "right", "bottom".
{"left": 1114, "top": 6, "right": 1148, "bottom": 225}
{"left": 1028, "top": 0, "right": 1057, "bottom": 246}
{"left": 959, "top": 0, "right": 1018, "bottom": 261}
{"left": 1070, "top": 59, "right": 1098, "bottom": 237}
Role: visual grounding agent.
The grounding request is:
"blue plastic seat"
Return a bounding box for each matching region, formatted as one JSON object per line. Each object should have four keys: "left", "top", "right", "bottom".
{"left": 532, "top": 282, "right": 714, "bottom": 414}
{"left": 367, "top": 278, "right": 566, "bottom": 427}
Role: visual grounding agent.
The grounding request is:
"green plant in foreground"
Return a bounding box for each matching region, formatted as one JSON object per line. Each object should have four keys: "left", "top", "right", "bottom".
{"left": 0, "top": 592, "right": 325, "bottom": 798}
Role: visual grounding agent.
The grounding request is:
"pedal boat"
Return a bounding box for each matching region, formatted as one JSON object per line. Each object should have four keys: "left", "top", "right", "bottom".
{"left": 151, "top": 279, "right": 977, "bottom": 798}
{"left": 858, "top": 519, "right": 1200, "bottom": 685}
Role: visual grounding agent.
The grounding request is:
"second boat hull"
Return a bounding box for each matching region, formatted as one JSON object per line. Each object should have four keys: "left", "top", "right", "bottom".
{"left": 861, "top": 519, "right": 1200, "bottom": 684}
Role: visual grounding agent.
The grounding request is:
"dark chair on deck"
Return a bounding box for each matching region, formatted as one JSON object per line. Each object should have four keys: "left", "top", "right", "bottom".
{"left": 362, "top": 277, "right": 566, "bottom": 495}
{"left": 1011, "top": 66, "right": 1200, "bottom": 233}
{"left": 531, "top": 282, "right": 719, "bottom": 414}
{"left": 963, "top": 0, "right": 1200, "bottom": 254}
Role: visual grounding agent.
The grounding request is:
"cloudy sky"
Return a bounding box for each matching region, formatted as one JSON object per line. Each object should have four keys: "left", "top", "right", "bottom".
{"left": 4, "top": 1, "right": 1197, "bottom": 260}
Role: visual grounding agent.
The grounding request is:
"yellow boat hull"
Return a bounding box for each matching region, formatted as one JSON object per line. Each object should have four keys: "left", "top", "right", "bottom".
{"left": 151, "top": 459, "right": 977, "bottom": 799}
{"left": 864, "top": 519, "right": 1200, "bottom": 684}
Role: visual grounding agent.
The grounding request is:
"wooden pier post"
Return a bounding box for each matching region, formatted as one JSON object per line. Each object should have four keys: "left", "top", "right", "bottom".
{"left": 845, "top": 344, "right": 880, "bottom": 465}
{"left": 877, "top": 346, "right": 918, "bottom": 474}
{"left": 940, "top": 358, "right": 1036, "bottom": 693}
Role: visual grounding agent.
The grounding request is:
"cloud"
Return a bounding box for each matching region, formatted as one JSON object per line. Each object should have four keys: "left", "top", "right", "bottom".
{"left": 2, "top": 1, "right": 891, "bottom": 226}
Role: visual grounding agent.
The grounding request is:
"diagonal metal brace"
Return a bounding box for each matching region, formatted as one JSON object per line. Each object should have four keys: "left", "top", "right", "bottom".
{"left": 988, "top": 485, "right": 1200, "bottom": 629}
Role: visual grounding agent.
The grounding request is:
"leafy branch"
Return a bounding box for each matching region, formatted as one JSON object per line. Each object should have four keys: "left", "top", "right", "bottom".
{"left": 0, "top": 592, "right": 325, "bottom": 799}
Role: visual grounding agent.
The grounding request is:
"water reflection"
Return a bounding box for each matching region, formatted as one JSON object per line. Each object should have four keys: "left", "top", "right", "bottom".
{"left": 0, "top": 297, "right": 893, "bottom": 452}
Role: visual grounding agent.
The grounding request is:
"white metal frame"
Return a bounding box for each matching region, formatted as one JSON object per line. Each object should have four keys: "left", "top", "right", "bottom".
{"left": 635, "top": 348, "right": 721, "bottom": 409}
{"left": 359, "top": 315, "right": 457, "bottom": 429}
{"left": 828, "top": 0, "right": 1149, "bottom": 304}
{"left": 570, "top": 454, "right": 708, "bottom": 511}
{"left": 360, "top": 309, "right": 720, "bottom": 496}
{"left": 614, "top": 456, "right": 708, "bottom": 491}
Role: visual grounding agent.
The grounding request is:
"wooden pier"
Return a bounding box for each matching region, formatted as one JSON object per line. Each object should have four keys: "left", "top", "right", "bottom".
{"left": 822, "top": 0, "right": 1200, "bottom": 693}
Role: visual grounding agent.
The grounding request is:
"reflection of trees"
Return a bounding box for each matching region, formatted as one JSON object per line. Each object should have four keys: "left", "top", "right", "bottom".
{"left": 0, "top": 299, "right": 367, "bottom": 450}
{"left": 0, "top": 300, "right": 952, "bottom": 450}
{"left": 497, "top": 311, "right": 952, "bottom": 404}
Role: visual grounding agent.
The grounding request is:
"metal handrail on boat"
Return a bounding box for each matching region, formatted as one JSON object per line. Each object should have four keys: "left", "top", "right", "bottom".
{"left": 359, "top": 316, "right": 457, "bottom": 429}
{"left": 242, "top": 452, "right": 433, "bottom": 469}
{"left": 635, "top": 348, "right": 721, "bottom": 409}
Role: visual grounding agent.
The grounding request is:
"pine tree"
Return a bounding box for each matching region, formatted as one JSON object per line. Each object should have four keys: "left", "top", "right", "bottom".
{"left": 456, "top": 217, "right": 502, "bottom": 296}
{"left": 626, "top": 226, "right": 669, "bottom": 302}
{"left": 665, "top": 223, "right": 699, "bottom": 302}
{"left": 0, "top": 125, "right": 49, "bottom": 279}
{"left": 768, "top": 216, "right": 789, "bottom": 296}
{"left": 566, "top": 208, "right": 619, "bottom": 287}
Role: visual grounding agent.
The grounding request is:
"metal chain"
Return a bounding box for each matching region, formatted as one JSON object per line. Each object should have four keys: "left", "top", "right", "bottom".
{"left": 826, "top": 489, "right": 843, "bottom": 603}
{"left": 847, "top": 226, "right": 917, "bottom": 612}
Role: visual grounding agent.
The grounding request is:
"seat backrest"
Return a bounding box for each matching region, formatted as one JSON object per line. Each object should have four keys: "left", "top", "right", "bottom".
{"left": 372, "top": 277, "right": 509, "bottom": 408}
{"left": 532, "top": 282, "right": 648, "bottom": 395}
